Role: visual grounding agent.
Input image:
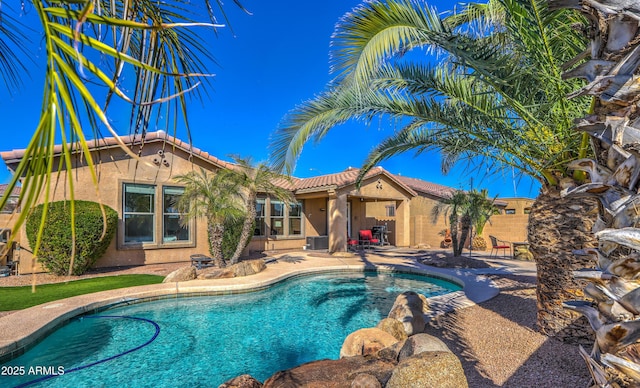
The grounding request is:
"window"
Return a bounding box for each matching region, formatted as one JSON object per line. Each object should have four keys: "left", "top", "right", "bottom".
{"left": 254, "top": 198, "right": 304, "bottom": 238}
{"left": 270, "top": 200, "right": 285, "bottom": 235}
{"left": 385, "top": 205, "right": 396, "bottom": 217}
{"left": 254, "top": 198, "right": 266, "bottom": 236}
{"left": 163, "top": 187, "right": 189, "bottom": 243}
{"left": 0, "top": 195, "right": 19, "bottom": 214}
{"left": 289, "top": 202, "right": 302, "bottom": 235}
{"left": 123, "top": 183, "right": 155, "bottom": 243}
{"left": 505, "top": 209, "right": 516, "bottom": 215}
{"left": 524, "top": 207, "right": 531, "bottom": 214}
{"left": 122, "top": 183, "right": 192, "bottom": 247}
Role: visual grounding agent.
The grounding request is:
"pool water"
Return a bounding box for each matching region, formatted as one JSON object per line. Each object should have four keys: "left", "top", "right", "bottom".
{"left": 2, "top": 271, "right": 461, "bottom": 387}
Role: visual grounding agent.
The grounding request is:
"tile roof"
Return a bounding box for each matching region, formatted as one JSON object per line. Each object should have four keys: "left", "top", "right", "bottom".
{"left": 0, "top": 130, "right": 234, "bottom": 170}
{"left": 394, "top": 175, "right": 456, "bottom": 199}
{"left": 292, "top": 166, "right": 418, "bottom": 196}
{"left": 0, "top": 131, "right": 474, "bottom": 201}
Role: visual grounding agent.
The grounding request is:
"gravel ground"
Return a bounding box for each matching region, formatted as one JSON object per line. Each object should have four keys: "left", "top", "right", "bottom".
{"left": 0, "top": 251, "right": 592, "bottom": 386}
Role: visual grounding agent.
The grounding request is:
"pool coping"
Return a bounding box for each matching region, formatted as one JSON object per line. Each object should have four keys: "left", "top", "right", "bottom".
{"left": 0, "top": 252, "right": 504, "bottom": 362}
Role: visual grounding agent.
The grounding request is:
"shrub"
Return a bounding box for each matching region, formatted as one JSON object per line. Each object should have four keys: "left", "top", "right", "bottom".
{"left": 221, "top": 216, "right": 253, "bottom": 260}
{"left": 26, "top": 200, "right": 118, "bottom": 275}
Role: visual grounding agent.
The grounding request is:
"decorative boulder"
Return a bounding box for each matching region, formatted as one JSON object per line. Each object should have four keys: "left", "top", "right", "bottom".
{"left": 262, "top": 356, "right": 395, "bottom": 388}
{"left": 162, "top": 266, "right": 196, "bottom": 283}
{"left": 351, "top": 373, "right": 382, "bottom": 388}
{"left": 397, "top": 333, "right": 451, "bottom": 361}
{"left": 218, "top": 374, "right": 262, "bottom": 388}
{"left": 376, "top": 318, "right": 408, "bottom": 341}
{"left": 232, "top": 259, "right": 266, "bottom": 277}
{"left": 376, "top": 340, "right": 405, "bottom": 362}
{"left": 340, "top": 328, "right": 399, "bottom": 358}
{"left": 387, "top": 291, "right": 428, "bottom": 336}
{"left": 386, "top": 351, "right": 468, "bottom": 388}
{"left": 197, "top": 267, "right": 235, "bottom": 279}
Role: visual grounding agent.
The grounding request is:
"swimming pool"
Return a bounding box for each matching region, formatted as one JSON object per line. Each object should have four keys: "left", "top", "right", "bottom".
{"left": 2, "top": 270, "right": 461, "bottom": 387}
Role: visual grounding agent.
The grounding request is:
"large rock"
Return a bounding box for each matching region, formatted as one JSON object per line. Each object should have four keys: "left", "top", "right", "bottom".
{"left": 376, "top": 340, "right": 405, "bottom": 362}
{"left": 387, "top": 291, "right": 428, "bottom": 336}
{"left": 386, "top": 351, "right": 468, "bottom": 388}
{"left": 162, "top": 266, "right": 196, "bottom": 283}
{"left": 197, "top": 267, "right": 235, "bottom": 279}
{"left": 350, "top": 373, "right": 382, "bottom": 388}
{"left": 218, "top": 374, "right": 262, "bottom": 388}
{"left": 340, "top": 328, "right": 399, "bottom": 358}
{"left": 397, "top": 333, "right": 451, "bottom": 361}
{"left": 376, "top": 318, "right": 408, "bottom": 342}
{"left": 262, "top": 356, "right": 395, "bottom": 388}
{"left": 232, "top": 259, "right": 266, "bottom": 277}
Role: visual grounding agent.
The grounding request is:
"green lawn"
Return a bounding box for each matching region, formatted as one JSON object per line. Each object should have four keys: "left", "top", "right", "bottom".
{"left": 0, "top": 275, "right": 164, "bottom": 311}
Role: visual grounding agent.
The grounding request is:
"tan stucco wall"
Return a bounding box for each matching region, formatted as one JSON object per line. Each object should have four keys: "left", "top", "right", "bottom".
{"left": 498, "top": 198, "right": 535, "bottom": 215}
{"left": 403, "top": 195, "right": 533, "bottom": 250}
{"left": 11, "top": 142, "right": 222, "bottom": 273}
{"left": 304, "top": 197, "right": 328, "bottom": 236}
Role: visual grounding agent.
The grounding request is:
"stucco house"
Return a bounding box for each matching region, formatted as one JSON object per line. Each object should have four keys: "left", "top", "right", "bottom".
{"left": 0, "top": 131, "right": 533, "bottom": 274}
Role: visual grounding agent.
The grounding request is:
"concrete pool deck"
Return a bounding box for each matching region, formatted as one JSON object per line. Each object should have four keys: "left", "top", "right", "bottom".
{"left": 0, "top": 249, "right": 536, "bottom": 362}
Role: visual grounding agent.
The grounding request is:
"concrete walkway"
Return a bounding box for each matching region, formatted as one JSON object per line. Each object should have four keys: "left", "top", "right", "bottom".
{"left": 0, "top": 249, "right": 536, "bottom": 362}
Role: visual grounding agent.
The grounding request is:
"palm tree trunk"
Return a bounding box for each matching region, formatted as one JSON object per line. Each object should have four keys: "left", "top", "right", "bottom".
{"left": 230, "top": 194, "right": 257, "bottom": 264}
{"left": 208, "top": 221, "right": 225, "bottom": 260}
{"left": 450, "top": 215, "right": 461, "bottom": 256}
{"left": 527, "top": 189, "right": 598, "bottom": 342}
{"left": 457, "top": 215, "right": 471, "bottom": 257}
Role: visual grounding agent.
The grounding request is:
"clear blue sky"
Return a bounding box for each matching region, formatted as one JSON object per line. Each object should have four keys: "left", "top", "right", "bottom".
{"left": 0, "top": 1, "right": 540, "bottom": 199}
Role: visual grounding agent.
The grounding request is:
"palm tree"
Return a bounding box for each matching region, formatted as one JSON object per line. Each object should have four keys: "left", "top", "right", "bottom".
{"left": 431, "top": 190, "right": 470, "bottom": 257}
{"left": 225, "top": 156, "right": 294, "bottom": 264}
{"left": 269, "top": 0, "right": 595, "bottom": 339}
{"left": 466, "top": 188, "right": 499, "bottom": 251}
{"left": 174, "top": 168, "right": 245, "bottom": 261}
{"left": 548, "top": 1, "right": 640, "bottom": 384}
{"left": 432, "top": 189, "right": 497, "bottom": 256}
{"left": 0, "top": 0, "right": 246, "bottom": 278}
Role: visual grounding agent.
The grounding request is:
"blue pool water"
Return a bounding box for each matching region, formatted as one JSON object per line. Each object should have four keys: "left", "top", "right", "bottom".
{"left": 2, "top": 271, "right": 461, "bottom": 387}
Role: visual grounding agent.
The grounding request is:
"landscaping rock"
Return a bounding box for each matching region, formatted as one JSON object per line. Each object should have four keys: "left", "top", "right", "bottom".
{"left": 232, "top": 259, "right": 266, "bottom": 277}
{"left": 387, "top": 291, "right": 428, "bottom": 336}
{"left": 162, "top": 266, "right": 196, "bottom": 283}
{"left": 386, "top": 351, "right": 467, "bottom": 388}
{"left": 397, "top": 333, "right": 451, "bottom": 361}
{"left": 376, "top": 318, "right": 408, "bottom": 341}
{"left": 262, "top": 357, "right": 395, "bottom": 388}
{"left": 351, "top": 373, "right": 382, "bottom": 388}
{"left": 376, "top": 340, "right": 405, "bottom": 362}
{"left": 218, "top": 374, "right": 262, "bottom": 388}
{"left": 340, "top": 328, "right": 399, "bottom": 358}
{"left": 197, "top": 267, "right": 235, "bottom": 279}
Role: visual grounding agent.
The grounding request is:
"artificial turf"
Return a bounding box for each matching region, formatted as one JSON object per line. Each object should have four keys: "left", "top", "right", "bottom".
{"left": 0, "top": 275, "right": 164, "bottom": 311}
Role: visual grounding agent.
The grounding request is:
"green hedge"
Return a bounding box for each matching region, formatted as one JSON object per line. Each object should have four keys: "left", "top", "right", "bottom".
{"left": 221, "top": 217, "right": 254, "bottom": 260}
{"left": 26, "top": 200, "right": 118, "bottom": 275}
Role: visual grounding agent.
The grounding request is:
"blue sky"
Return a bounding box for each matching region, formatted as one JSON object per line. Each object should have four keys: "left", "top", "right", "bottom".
{"left": 0, "top": 1, "right": 541, "bottom": 199}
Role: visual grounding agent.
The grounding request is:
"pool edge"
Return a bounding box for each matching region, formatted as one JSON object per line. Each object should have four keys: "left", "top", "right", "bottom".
{"left": 0, "top": 259, "right": 499, "bottom": 363}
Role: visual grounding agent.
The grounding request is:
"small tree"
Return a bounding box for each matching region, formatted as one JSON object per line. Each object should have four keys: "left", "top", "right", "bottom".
{"left": 25, "top": 200, "right": 118, "bottom": 275}
{"left": 432, "top": 189, "right": 498, "bottom": 256}
{"left": 431, "top": 190, "right": 469, "bottom": 257}
{"left": 225, "top": 156, "right": 295, "bottom": 264}
{"left": 174, "top": 168, "right": 245, "bottom": 260}
{"left": 466, "top": 189, "right": 499, "bottom": 251}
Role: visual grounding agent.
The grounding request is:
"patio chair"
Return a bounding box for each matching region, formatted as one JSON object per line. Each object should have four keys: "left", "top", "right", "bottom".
{"left": 359, "top": 229, "right": 380, "bottom": 249}
{"left": 489, "top": 235, "right": 512, "bottom": 258}
{"left": 347, "top": 236, "right": 360, "bottom": 251}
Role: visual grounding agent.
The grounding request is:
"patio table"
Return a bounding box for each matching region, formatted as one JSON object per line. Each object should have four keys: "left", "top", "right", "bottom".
{"left": 190, "top": 254, "right": 214, "bottom": 269}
